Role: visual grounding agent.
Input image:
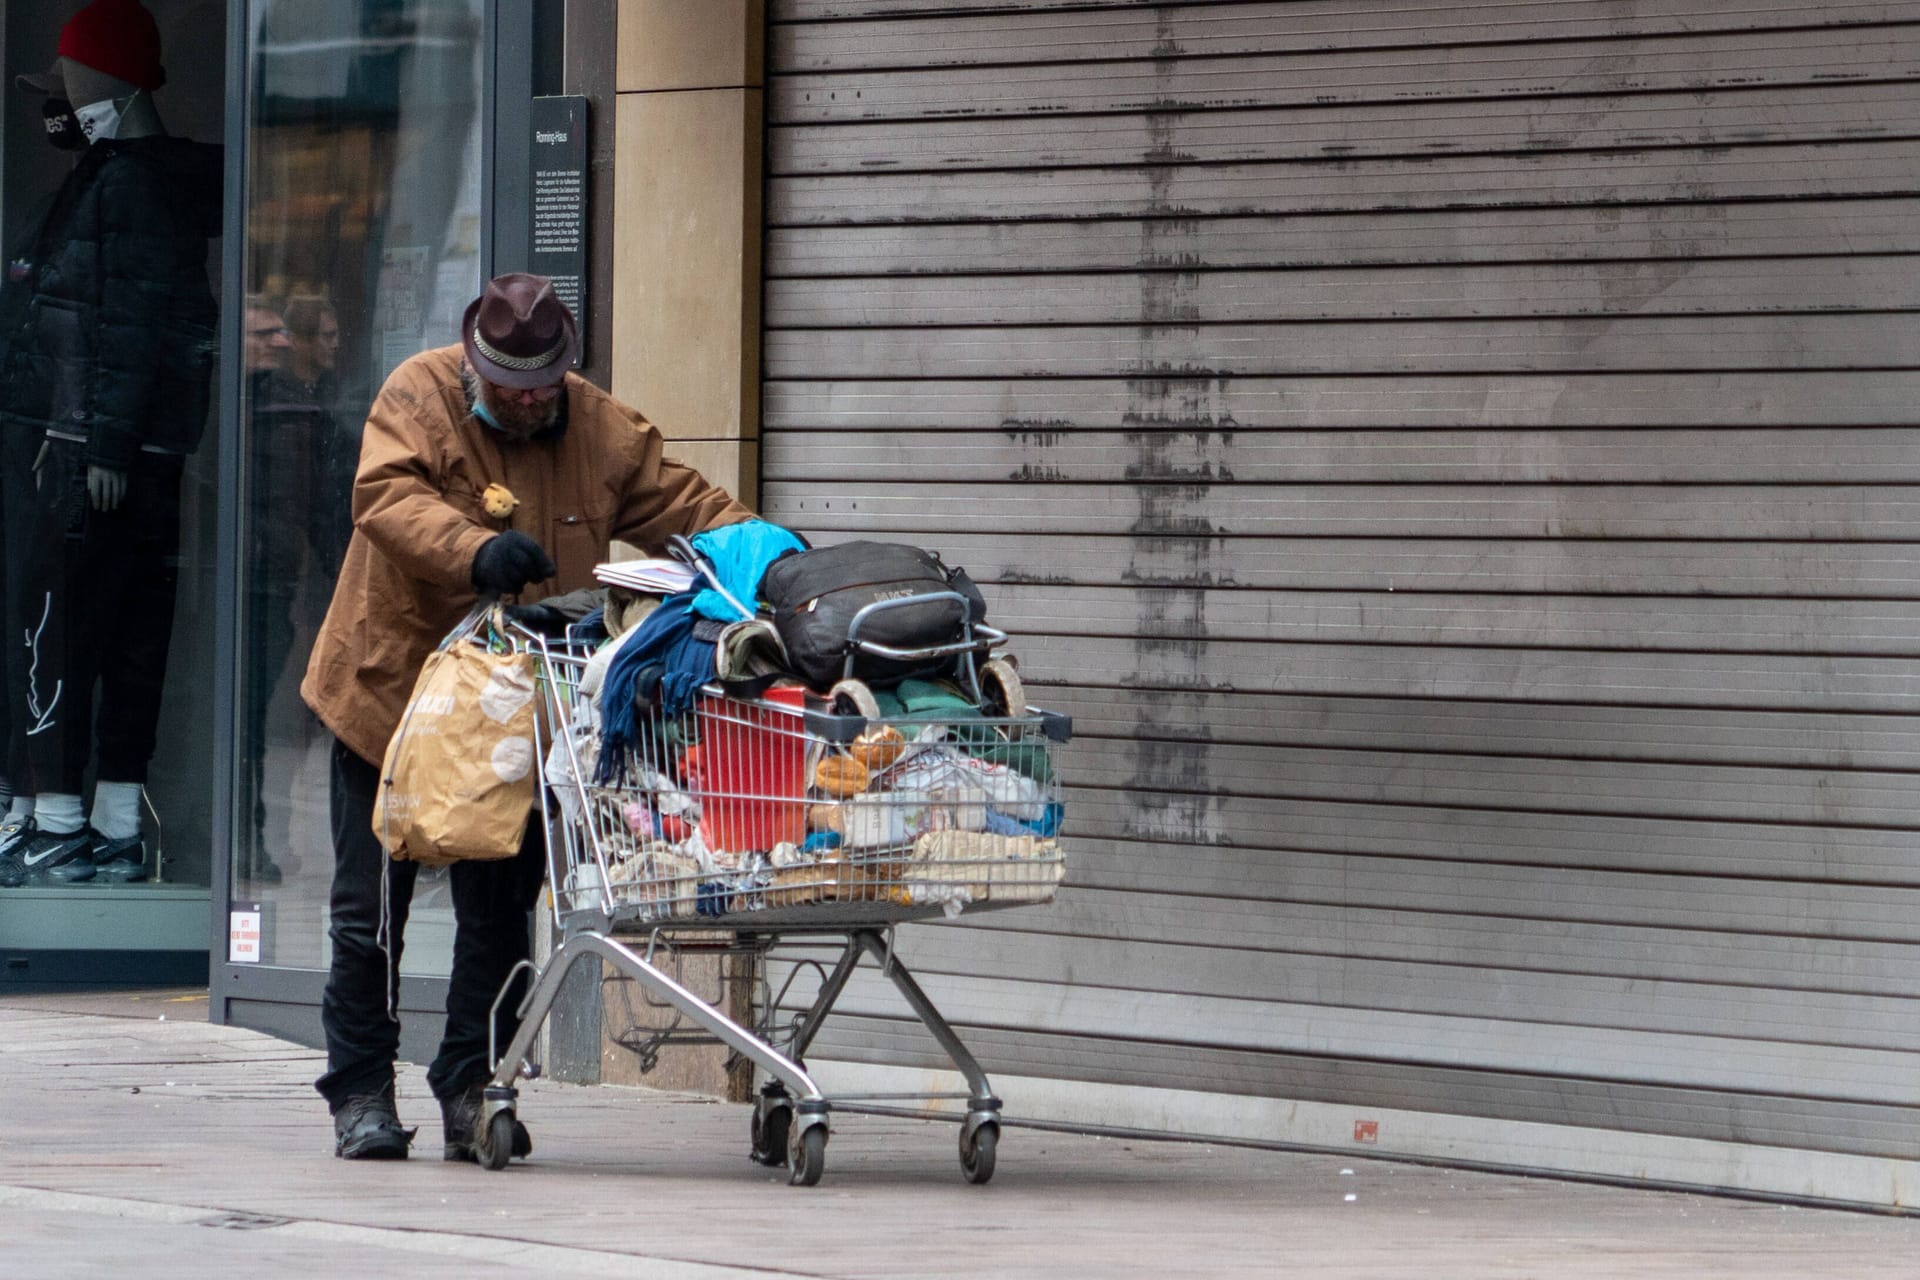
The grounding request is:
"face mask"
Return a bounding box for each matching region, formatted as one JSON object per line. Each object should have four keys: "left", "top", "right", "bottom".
{"left": 42, "top": 97, "right": 85, "bottom": 151}
{"left": 470, "top": 394, "right": 503, "bottom": 432}
{"left": 73, "top": 91, "right": 134, "bottom": 144}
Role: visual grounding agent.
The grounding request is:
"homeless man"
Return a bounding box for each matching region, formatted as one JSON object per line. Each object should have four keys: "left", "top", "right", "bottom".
{"left": 300, "top": 273, "right": 751, "bottom": 1160}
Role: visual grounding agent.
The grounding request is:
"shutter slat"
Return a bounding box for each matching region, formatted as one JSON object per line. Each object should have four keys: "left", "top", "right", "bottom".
{"left": 760, "top": 0, "right": 1920, "bottom": 1190}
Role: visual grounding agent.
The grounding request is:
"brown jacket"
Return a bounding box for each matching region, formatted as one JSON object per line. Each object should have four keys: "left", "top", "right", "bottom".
{"left": 302, "top": 345, "right": 751, "bottom": 765}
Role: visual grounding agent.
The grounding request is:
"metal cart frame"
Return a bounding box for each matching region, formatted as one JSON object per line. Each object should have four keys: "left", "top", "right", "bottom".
{"left": 472, "top": 609, "right": 1068, "bottom": 1186}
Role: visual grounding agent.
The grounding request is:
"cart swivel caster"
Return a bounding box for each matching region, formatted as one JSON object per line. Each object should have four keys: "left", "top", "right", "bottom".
{"left": 476, "top": 1086, "right": 521, "bottom": 1172}
{"left": 787, "top": 1103, "right": 830, "bottom": 1187}
{"left": 750, "top": 1087, "right": 793, "bottom": 1168}
{"left": 788, "top": 1121, "right": 828, "bottom": 1186}
{"left": 960, "top": 1102, "right": 1001, "bottom": 1185}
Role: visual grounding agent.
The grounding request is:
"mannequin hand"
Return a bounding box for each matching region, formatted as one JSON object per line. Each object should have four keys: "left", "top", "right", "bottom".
{"left": 471, "top": 530, "right": 556, "bottom": 596}
{"left": 87, "top": 465, "right": 127, "bottom": 511}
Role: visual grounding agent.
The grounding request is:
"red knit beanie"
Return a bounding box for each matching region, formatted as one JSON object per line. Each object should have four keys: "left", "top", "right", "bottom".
{"left": 59, "top": 0, "right": 167, "bottom": 93}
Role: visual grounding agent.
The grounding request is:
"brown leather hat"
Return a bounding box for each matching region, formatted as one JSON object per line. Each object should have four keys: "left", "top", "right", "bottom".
{"left": 461, "top": 273, "right": 579, "bottom": 390}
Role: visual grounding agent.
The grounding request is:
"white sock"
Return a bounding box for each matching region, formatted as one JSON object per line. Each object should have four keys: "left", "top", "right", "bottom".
{"left": 4, "top": 796, "right": 31, "bottom": 824}
{"left": 36, "top": 793, "right": 85, "bottom": 835}
{"left": 91, "top": 782, "right": 143, "bottom": 842}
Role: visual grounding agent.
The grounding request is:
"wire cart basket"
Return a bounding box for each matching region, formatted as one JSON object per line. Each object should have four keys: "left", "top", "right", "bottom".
{"left": 475, "top": 600, "right": 1070, "bottom": 1186}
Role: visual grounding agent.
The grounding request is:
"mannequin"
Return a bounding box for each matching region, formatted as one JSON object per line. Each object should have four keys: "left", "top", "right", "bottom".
{"left": 0, "top": 0, "right": 221, "bottom": 886}
{"left": 57, "top": 58, "right": 164, "bottom": 519}
{"left": 0, "top": 77, "right": 79, "bottom": 847}
{"left": 0, "top": 129, "right": 69, "bottom": 837}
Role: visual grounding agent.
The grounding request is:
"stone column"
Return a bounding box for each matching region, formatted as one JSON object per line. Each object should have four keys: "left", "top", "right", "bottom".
{"left": 613, "top": 0, "right": 764, "bottom": 507}
{"left": 599, "top": 0, "right": 765, "bottom": 1099}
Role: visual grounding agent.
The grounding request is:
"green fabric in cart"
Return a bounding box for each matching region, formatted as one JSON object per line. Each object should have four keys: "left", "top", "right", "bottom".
{"left": 871, "top": 679, "right": 1053, "bottom": 785}
{"left": 872, "top": 678, "right": 977, "bottom": 721}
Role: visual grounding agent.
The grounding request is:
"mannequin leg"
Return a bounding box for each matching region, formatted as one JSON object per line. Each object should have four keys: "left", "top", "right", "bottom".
{"left": 1, "top": 431, "right": 39, "bottom": 801}
{"left": 91, "top": 453, "right": 184, "bottom": 796}
{"left": 6, "top": 437, "right": 88, "bottom": 804}
{"left": 33, "top": 793, "right": 85, "bottom": 833}
{"left": 36, "top": 458, "right": 101, "bottom": 831}
{"left": 90, "top": 781, "right": 143, "bottom": 841}
{"left": 0, "top": 447, "right": 27, "bottom": 839}
{"left": 2, "top": 436, "right": 94, "bottom": 881}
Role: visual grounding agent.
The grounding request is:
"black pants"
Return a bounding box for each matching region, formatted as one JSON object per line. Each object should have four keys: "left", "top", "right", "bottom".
{"left": 1, "top": 431, "right": 62, "bottom": 795}
{"left": 315, "top": 737, "right": 546, "bottom": 1110}
{"left": 0, "top": 435, "right": 181, "bottom": 794}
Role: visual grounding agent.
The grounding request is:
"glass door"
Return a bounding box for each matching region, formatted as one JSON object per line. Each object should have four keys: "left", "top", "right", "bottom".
{"left": 227, "top": 0, "right": 488, "bottom": 998}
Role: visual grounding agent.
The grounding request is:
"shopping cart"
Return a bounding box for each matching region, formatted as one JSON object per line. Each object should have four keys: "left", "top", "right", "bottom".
{"left": 474, "top": 593, "right": 1070, "bottom": 1185}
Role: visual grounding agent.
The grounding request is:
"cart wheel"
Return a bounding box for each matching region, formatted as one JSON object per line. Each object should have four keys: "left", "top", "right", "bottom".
{"left": 788, "top": 1122, "right": 827, "bottom": 1187}
{"left": 751, "top": 1102, "right": 792, "bottom": 1167}
{"left": 478, "top": 1110, "right": 516, "bottom": 1172}
{"left": 960, "top": 1122, "right": 998, "bottom": 1185}
{"left": 979, "top": 660, "right": 1026, "bottom": 719}
{"left": 829, "top": 678, "right": 880, "bottom": 721}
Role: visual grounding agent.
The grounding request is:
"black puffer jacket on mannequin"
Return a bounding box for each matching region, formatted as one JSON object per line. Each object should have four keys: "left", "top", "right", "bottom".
{"left": 0, "top": 135, "right": 221, "bottom": 469}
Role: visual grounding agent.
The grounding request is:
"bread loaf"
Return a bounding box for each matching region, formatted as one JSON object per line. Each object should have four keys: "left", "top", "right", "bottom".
{"left": 813, "top": 754, "right": 871, "bottom": 797}
{"left": 851, "top": 725, "right": 906, "bottom": 771}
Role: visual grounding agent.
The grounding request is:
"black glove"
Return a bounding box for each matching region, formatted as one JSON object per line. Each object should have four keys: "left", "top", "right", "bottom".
{"left": 506, "top": 587, "right": 606, "bottom": 635}
{"left": 471, "top": 531, "right": 556, "bottom": 596}
{"left": 504, "top": 601, "right": 565, "bottom": 633}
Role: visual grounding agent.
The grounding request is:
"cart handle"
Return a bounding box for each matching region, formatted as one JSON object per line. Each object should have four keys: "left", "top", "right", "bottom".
{"left": 846, "top": 627, "right": 1009, "bottom": 663}
{"left": 844, "top": 591, "right": 1006, "bottom": 660}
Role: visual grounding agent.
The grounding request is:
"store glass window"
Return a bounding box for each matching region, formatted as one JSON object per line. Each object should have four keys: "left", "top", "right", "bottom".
{"left": 237, "top": 0, "right": 486, "bottom": 971}
{"left": 1, "top": 2, "right": 226, "bottom": 909}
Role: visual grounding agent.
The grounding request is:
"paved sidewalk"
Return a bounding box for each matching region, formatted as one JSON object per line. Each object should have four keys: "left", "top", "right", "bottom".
{"left": 2, "top": 991, "right": 1917, "bottom": 1279}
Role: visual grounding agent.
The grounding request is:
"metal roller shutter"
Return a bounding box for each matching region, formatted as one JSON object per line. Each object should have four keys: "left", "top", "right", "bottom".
{"left": 760, "top": 0, "right": 1920, "bottom": 1200}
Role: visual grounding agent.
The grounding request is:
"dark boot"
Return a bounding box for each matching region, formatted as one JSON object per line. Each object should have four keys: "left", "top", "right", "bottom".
{"left": 332, "top": 1082, "right": 414, "bottom": 1160}
{"left": 440, "top": 1081, "right": 532, "bottom": 1163}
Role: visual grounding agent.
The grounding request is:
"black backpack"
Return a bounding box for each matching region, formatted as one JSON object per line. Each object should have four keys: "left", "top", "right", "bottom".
{"left": 757, "top": 541, "right": 988, "bottom": 690}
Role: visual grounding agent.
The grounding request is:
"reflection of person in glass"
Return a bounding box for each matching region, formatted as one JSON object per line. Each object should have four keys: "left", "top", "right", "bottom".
{"left": 240, "top": 295, "right": 301, "bottom": 887}
{"left": 244, "top": 295, "right": 293, "bottom": 374}
{"left": 241, "top": 293, "right": 344, "bottom": 887}
{"left": 283, "top": 294, "right": 340, "bottom": 399}
{"left": 301, "top": 274, "right": 751, "bottom": 1160}
{"left": 280, "top": 294, "right": 353, "bottom": 580}
{"left": 0, "top": 0, "right": 220, "bottom": 888}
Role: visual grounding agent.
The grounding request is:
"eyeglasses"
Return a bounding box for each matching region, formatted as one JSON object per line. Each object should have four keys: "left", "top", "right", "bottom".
{"left": 248, "top": 325, "right": 291, "bottom": 339}
{"left": 488, "top": 381, "right": 562, "bottom": 404}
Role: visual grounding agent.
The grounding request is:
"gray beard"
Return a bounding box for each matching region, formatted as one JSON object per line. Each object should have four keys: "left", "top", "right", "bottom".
{"left": 461, "top": 362, "right": 560, "bottom": 438}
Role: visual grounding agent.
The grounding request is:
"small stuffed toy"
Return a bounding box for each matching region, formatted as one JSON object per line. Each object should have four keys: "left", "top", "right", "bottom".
{"left": 483, "top": 483, "right": 519, "bottom": 518}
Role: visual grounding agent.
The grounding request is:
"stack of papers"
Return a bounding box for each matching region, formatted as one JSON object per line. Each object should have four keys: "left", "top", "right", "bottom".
{"left": 594, "top": 558, "right": 698, "bottom": 594}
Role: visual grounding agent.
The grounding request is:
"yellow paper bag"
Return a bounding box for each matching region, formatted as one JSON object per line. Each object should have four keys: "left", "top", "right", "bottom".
{"left": 373, "top": 608, "right": 539, "bottom": 866}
